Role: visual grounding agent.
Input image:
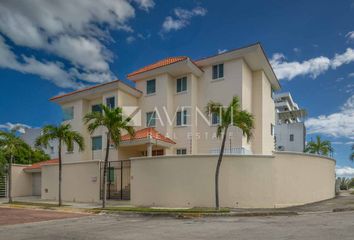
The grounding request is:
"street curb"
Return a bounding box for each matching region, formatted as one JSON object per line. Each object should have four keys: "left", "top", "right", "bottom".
{"left": 332, "top": 207, "right": 354, "bottom": 213}
{"left": 97, "top": 210, "right": 298, "bottom": 218}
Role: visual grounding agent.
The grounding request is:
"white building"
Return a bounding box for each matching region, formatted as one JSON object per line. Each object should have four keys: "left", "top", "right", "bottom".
{"left": 20, "top": 128, "right": 58, "bottom": 159}
{"left": 274, "top": 92, "right": 306, "bottom": 152}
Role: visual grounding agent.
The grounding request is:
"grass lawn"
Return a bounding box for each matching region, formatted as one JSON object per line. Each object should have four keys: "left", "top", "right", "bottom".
{"left": 90, "top": 206, "right": 230, "bottom": 214}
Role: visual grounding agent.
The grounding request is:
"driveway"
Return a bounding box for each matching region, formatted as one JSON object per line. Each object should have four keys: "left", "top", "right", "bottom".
{"left": 0, "top": 211, "right": 354, "bottom": 240}
{"left": 0, "top": 207, "right": 87, "bottom": 226}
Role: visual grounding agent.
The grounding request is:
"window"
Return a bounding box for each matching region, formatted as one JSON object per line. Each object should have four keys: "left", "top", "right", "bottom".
{"left": 92, "top": 136, "right": 102, "bottom": 150}
{"left": 91, "top": 104, "right": 102, "bottom": 113}
{"left": 271, "top": 124, "right": 274, "bottom": 136}
{"left": 106, "top": 97, "right": 115, "bottom": 109}
{"left": 211, "top": 112, "right": 220, "bottom": 125}
{"left": 50, "top": 146, "right": 54, "bottom": 154}
{"left": 176, "top": 148, "right": 187, "bottom": 155}
{"left": 62, "top": 107, "right": 74, "bottom": 121}
{"left": 176, "top": 110, "right": 187, "bottom": 126}
{"left": 176, "top": 77, "right": 187, "bottom": 93}
{"left": 146, "top": 79, "right": 156, "bottom": 95}
{"left": 146, "top": 112, "right": 156, "bottom": 127}
{"left": 290, "top": 134, "right": 294, "bottom": 142}
{"left": 212, "top": 63, "right": 224, "bottom": 79}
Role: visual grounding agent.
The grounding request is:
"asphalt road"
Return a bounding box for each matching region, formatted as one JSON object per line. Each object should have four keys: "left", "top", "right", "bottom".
{"left": 1, "top": 211, "right": 354, "bottom": 240}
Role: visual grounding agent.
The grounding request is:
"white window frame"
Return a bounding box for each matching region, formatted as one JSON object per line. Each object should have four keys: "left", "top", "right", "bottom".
{"left": 176, "top": 110, "right": 187, "bottom": 126}
{"left": 176, "top": 148, "right": 187, "bottom": 155}
{"left": 176, "top": 76, "right": 187, "bottom": 93}
{"left": 212, "top": 63, "right": 224, "bottom": 80}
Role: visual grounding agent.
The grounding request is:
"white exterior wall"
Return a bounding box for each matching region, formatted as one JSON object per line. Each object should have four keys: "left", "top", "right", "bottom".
{"left": 41, "top": 161, "right": 100, "bottom": 203}
{"left": 10, "top": 165, "right": 33, "bottom": 197}
{"left": 131, "top": 153, "right": 335, "bottom": 208}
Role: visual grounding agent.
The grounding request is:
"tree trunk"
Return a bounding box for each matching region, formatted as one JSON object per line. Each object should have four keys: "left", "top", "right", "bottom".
{"left": 8, "top": 154, "right": 13, "bottom": 203}
{"left": 102, "top": 132, "right": 111, "bottom": 209}
{"left": 215, "top": 126, "right": 228, "bottom": 210}
{"left": 58, "top": 141, "right": 62, "bottom": 207}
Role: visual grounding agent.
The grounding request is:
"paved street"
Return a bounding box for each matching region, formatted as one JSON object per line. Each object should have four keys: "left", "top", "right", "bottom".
{"left": 0, "top": 211, "right": 354, "bottom": 240}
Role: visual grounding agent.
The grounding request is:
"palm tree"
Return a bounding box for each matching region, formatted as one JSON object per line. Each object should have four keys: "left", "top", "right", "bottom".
{"left": 305, "top": 136, "right": 333, "bottom": 156}
{"left": 350, "top": 144, "right": 354, "bottom": 162}
{"left": 83, "top": 104, "right": 134, "bottom": 208}
{"left": 0, "top": 130, "right": 30, "bottom": 203}
{"left": 35, "top": 124, "right": 84, "bottom": 206}
{"left": 206, "top": 96, "right": 254, "bottom": 209}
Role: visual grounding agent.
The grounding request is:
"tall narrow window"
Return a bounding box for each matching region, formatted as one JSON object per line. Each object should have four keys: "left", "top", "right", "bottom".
{"left": 212, "top": 63, "right": 224, "bottom": 79}
{"left": 271, "top": 124, "right": 274, "bottom": 136}
{"left": 146, "top": 111, "right": 156, "bottom": 127}
{"left": 211, "top": 112, "right": 220, "bottom": 125}
{"left": 176, "top": 77, "right": 187, "bottom": 93}
{"left": 92, "top": 136, "right": 102, "bottom": 150}
{"left": 176, "top": 110, "right": 187, "bottom": 126}
{"left": 146, "top": 79, "right": 156, "bottom": 95}
{"left": 62, "top": 106, "right": 74, "bottom": 121}
{"left": 290, "top": 134, "right": 294, "bottom": 142}
{"left": 106, "top": 97, "right": 115, "bottom": 109}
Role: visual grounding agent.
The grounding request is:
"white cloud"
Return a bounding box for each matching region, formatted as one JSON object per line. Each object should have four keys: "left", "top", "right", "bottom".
{"left": 346, "top": 31, "right": 354, "bottom": 41}
{"left": 293, "top": 47, "right": 301, "bottom": 53}
{"left": 271, "top": 48, "right": 354, "bottom": 80}
{"left": 161, "top": 6, "right": 207, "bottom": 33}
{"left": 126, "top": 36, "right": 136, "bottom": 44}
{"left": 0, "top": 36, "right": 81, "bottom": 89}
{"left": 305, "top": 95, "right": 354, "bottom": 139}
{"left": 48, "top": 36, "right": 112, "bottom": 72}
{"left": 131, "top": 0, "right": 155, "bottom": 11}
{"left": 218, "top": 49, "right": 227, "bottom": 54}
{"left": 336, "top": 166, "right": 354, "bottom": 177}
{"left": 0, "top": 122, "right": 31, "bottom": 134}
{"left": 0, "top": 0, "right": 155, "bottom": 89}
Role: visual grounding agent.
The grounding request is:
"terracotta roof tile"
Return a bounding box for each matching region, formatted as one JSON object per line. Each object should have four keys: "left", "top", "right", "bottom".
{"left": 23, "top": 159, "right": 59, "bottom": 171}
{"left": 121, "top": 127, "right": 176, "bottom": 144}
{"left": 127, "top": 57, "right": 188, "bottom": 79}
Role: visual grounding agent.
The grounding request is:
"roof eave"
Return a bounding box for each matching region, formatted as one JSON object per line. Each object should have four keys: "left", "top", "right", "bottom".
{"left": 127, "top": 59, "right": 203, "bottom": 82}
{"left": 50, "top": 80, "right": 142, "bottom": 104}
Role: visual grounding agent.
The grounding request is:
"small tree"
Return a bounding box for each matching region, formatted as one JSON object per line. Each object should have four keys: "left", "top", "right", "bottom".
{"left": 350, "top": 144, "right": 354, "bottom": 162}
{"left": 305, "top": 136, "right": 333, "bottom": 156}
{"left": 35, "top": 124, "right": 84, "bottom": 206}
{"left": 206, "top": 96, "right": 254, "bottom": 209}
{"left": 84, "top": 105, "right": 134, "bottom": 208}
{"left": 0, "top": 130, "right": 31, "bottom": 203}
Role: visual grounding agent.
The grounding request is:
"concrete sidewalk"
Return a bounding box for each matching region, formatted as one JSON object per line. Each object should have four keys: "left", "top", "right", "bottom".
{"left": 1, "top": 191, "right": 354, "bottom": 216}
{"left": 0, "top": 196, "right": 132, "bottom": 209}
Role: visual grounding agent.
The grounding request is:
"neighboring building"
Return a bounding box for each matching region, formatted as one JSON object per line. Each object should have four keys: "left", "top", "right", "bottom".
{"left": 20, "top": 128, "right": 59, "bottom": 159}
{"left": 274, "top": 92, "right": 307, "bottom": 152}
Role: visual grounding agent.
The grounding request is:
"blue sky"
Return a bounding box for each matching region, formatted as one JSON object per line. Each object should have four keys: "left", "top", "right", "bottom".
{"left": 0, "top": 0, "right": 353, "bottom": 173}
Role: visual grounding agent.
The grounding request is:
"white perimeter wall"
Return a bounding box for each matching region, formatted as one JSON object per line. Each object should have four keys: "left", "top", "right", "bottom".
{"left": 41, "top": 161, "right": 100, "bottom": 203}
{"left": 131, "top": 152, "right": 335, "bottom": 208}
{"left": 11, "top": 165, "right": 32, "bottom": 197}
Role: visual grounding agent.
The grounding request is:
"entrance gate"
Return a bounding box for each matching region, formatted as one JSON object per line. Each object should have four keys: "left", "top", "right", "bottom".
{"left": 100, "top": 160, "right": 131, "bottom": 200}
{"left": 0, "top": 175, "right": 6, "bottom": 198}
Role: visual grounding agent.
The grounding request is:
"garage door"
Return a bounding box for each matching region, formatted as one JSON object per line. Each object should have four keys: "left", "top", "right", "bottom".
{"left": 32, "top": 173, "right": 41, "bottom": 196}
